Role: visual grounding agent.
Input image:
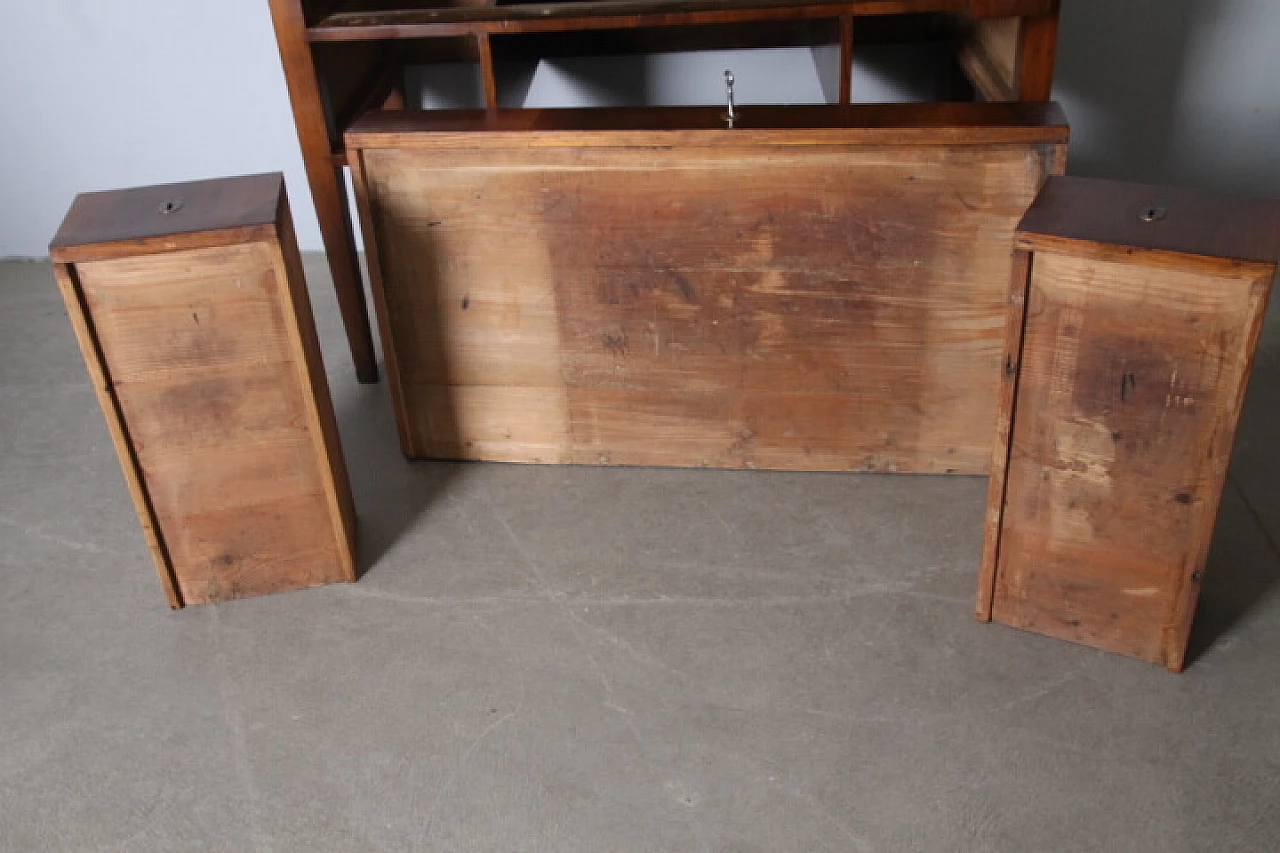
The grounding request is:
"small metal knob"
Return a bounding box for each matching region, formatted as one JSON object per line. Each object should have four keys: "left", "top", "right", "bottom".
{"left": 724, "top": 70, "right": 737, "bottom": 129}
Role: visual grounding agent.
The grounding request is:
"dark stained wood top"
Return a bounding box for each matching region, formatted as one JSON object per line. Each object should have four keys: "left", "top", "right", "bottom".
{"left": 309, "top": 0, "right": 1055, "bottom": 40}
{"left": 50, "top": 174, "right": 284, "bottom": 263}
{"left": 348, "top": 101, "right": 1069, "bottom": 147}
{"left": 1017, "top": 175, "right": 1280, "bottom": 266}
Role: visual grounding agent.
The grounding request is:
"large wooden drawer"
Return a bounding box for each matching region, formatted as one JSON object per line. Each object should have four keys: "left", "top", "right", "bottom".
{"left": 348, "top": 102, "right": 1069, "bottom": 474}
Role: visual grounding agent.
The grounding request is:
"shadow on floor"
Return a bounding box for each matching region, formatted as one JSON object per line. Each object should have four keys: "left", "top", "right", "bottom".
{"left": 1184, "top": 483, "right": 1280, "bottom": 669}
{"left": 332, "top": 378, "right": 464, "bottom": 581}
{"left": 1184, "top": 310, "right": 1280, "bottom": 667}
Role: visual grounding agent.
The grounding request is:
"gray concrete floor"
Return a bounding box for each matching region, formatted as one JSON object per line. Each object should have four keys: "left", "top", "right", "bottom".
{"left": 2, "top": 255, "right": 1278, "bottom": 852}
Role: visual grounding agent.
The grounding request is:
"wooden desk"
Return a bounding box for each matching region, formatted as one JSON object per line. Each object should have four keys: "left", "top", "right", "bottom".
{"left": 267, "top": 0, "right": 1062, "bottom": 383}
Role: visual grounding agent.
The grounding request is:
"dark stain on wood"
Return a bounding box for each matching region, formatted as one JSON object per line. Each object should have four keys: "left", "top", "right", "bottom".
{"left": 1120, "top": 371, "right": 1136, "bottom": 403}
{"left": 601, "top": 329, "right": 629, "bottom": 356}
{"left": 663, "top": 267, "right": 698, "bottom": 304}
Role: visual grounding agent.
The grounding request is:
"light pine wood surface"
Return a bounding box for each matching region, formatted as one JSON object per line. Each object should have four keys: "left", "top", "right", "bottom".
{"left": 52, "top": 176, "right": 357, "bottom": 607}
{"left": 351, "top": 117, "right": 1065, "bottom": 474}
{"left": 987, "top": 250, "right": 1273, "bottom": 669}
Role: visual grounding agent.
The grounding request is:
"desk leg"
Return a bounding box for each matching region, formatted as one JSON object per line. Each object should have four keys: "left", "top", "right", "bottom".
{"left": 1016, "top": 7, "right": 1060, "bottom": 101}
{"left": 312, "top": 164, "right": 378, "bottom": 384}
{"left": 269, "top": 0, "right": 379, "bottom": 384}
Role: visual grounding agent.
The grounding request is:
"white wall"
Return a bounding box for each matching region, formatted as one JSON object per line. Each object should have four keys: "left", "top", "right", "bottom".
{"left": 1053, "top": 0, "right": 1280, "bottom": 196}
{"left": 0, "top": 0, "right": 311, "bottom": 258}
{"left": 2, "top": 1, "right": 1279, "bottom": 257}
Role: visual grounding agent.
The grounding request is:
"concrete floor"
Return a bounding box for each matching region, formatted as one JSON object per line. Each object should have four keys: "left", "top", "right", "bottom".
{"left": 1, "top": 255, "right": 1278, "bottom": 852}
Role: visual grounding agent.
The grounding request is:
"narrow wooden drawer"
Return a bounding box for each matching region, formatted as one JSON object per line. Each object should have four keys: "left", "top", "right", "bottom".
{"left": 50, "top": 174, "right": 356, "bottom": 607}
{"left": 977, "top": 176, "right": 1280, "bottom": 670}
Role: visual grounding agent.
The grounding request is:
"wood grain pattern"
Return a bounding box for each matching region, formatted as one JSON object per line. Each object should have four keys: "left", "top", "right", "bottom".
{"left": 839, "top": 14, "right": 854, "bottom": 103}
{"left": 52, "top": 263, "right": 182, "bottom": 608}
{"left": 347, "top": 102, "right": 1070, "bottom": 146}
{"left": 56, "top": 189, "right": 358, "bottom": 607}
{"left": 975, "top": 247, "right": 1032, "bottom": 620}
{"left": 1014, "top": 6, "right": 1058, "bottom": 101}
{"left": 989, "top": 252, "right": 1273, "bottom": 669}
{"left": 273, "top": 196, "right": 359, "bottom": 568}
{"left": 351, "top": 114, "right": 1065, "bottom": 472}
{"left": 49, "top": 174, "right": 282, "bottom": 264}
{"left": 348, "top": 147, "right": 416, "bottom": 456}
{"left": 476, "top": 32, "right": 499, "bottom": 109}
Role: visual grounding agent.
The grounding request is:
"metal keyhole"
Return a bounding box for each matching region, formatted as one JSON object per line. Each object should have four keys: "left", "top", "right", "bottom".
{"left": 160, "top": 199, "right": 184, "bottom": 215}
{"left": 1139, "top": 205, "right": 1167, "bottom": 223}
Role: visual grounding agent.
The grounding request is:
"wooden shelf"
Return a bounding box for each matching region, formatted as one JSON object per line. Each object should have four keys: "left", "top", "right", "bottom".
{"left": 308, "top": 0, "right": 1055, "bottom": 41}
